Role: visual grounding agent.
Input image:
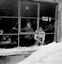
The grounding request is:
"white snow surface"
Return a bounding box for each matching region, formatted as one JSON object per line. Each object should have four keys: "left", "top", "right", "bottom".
{"left": 17, "top": 42, "right": 62, "bottom": 64}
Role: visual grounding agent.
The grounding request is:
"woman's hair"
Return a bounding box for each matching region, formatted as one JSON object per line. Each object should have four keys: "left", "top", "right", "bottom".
{"left": 39, "top": 27, "right": 43, "bottom": 30}
{"left": 27, "top": 19, "right": 31, "bottom": 23}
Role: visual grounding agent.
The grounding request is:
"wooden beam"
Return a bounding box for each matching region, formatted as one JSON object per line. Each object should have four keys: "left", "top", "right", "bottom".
{"left": 57, "top": 3, "right": 62, "bottom": 42}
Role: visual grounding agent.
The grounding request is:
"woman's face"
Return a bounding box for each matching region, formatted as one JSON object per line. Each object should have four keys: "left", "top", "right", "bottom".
{"left": 39, "top": 27, "right": 43, "bottom": 31}
{"left": 27, "top": 22, "right": 31, "bottom": 28}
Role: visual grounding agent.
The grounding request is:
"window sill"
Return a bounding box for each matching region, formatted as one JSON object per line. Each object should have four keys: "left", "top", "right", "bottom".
{"left": 0, "top": 45, "right": 40, "bottom": 56}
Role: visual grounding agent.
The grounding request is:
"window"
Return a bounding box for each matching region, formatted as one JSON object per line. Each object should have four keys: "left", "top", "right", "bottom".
{"left": 21, "top": 1, "right": 37, "bottom": 17}
{"left": 0, "top": 1, "right": 58, "bottom": 48}
{"left": 0, "top": 0, "right": 18, "bottom": 48}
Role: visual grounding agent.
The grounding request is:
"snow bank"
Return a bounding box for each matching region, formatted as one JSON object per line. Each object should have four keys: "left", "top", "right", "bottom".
{"left": 17, "top": 42, "right": 62, "bottom": 64}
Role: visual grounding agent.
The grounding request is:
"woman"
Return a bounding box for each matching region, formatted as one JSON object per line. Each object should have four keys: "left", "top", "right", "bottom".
{"left": 34, "top": 27, "right": 45, "bottom": 46}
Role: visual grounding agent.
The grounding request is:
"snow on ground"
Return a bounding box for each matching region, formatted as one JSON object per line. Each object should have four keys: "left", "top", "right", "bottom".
{"left": 17, "top": 42, "right": 62, "bottom": 64}
{"left": 1, "top": 42, "right": 62, "bottom": 64}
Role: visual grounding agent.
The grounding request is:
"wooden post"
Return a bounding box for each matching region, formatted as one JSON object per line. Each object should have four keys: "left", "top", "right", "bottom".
{"left": 57, "top": 3, "right": 62, "bottom": 42}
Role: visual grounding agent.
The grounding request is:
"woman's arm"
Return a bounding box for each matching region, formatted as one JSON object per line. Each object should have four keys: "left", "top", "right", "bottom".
{"left": 34, "top": 34, "right": 42, "bottom": 44}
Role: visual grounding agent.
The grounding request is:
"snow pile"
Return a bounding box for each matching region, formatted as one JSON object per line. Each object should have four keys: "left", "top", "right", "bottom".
{"left": 17, "top": 42, "right": 62, "bottom": 64}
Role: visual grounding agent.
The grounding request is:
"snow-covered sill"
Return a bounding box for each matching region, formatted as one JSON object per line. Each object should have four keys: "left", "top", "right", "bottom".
{"left": 0, "top": 42, "right": 60, "bottom": 56}
{"left": 0, "top": 45, "right": 40, "bottom": 56}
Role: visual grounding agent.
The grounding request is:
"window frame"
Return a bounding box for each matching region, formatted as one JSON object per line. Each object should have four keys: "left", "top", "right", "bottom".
{"left": 0, "top": 0, "right": 58, "bottom": 48}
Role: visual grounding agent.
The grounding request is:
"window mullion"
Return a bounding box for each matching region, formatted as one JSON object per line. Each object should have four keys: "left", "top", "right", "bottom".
{"left": 37, "top": 3, "right": 40, "bottom": 30}
{"left": 54, "top": 5, "right": 58, "bottom": 42}
{"left": 18, "top": 1, "right": 21, "bottom": 47}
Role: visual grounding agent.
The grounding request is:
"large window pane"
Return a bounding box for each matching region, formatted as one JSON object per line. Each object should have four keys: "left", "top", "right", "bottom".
{"left": 44, "top": 34, "right": 54, "bottom": 45}
{"left": 21, "top": 1, "right": 37, "bottom": 17}
{"left": 39, "top": 19, "right": 55, "bottom": 33}
{"left": 19, "top": 35, "right": 35, "bottom": 47}
{"left": 0, "top": 0, "right": 18, "bottom": 17}
{"left": 0, "top": 18, "right": 18, "bottom": 34}
{"left": 21, "top": 18, "right": 37, "bottom": 32}
{"left": 40, "top": 2, "right": 56, "bottom": 18}
{"left": 0, "top": 35, "right": 18, "bottom": 48}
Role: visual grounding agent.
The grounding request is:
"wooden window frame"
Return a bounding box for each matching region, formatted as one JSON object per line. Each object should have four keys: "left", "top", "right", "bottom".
{"left": 0, "top": 1, "right": 59, "bottom": 48}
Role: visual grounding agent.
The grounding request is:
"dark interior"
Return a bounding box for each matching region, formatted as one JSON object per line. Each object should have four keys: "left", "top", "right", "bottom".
{"left": 0, "top": 0, "right": 18, "bottom": 17}
{"left": 0, "top": 0, "right": 57, "bottom": 47}
{"left": 40, "top": 2, "right": 56, "bottom": 18}
{"left": 0, "top": 35, "right": 18, "bottom": 48}
{"left": 0, "top": 18, "right": 18, "bottom": 34}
